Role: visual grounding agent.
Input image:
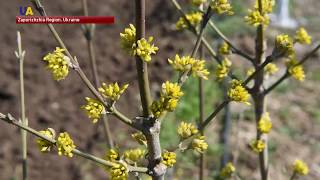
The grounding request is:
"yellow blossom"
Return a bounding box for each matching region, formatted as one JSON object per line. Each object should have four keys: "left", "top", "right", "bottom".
{"left": 250, "top": 139, "right": 265, "bottom": 153}
{"left": 275, "top": 34, "right": 294, "bottom": 56}
{"left": 295, "top": 28, "right": 312, "bottom": 45}
{"left": 161, "top": 81, "right": 184, "bottom": 99}
{"left": 37, "top": 128, "right": 55, "bottom": 152}
{"left": 56, "top": 132, "right": 76, "bottom": 157}
{"left": 99, "top": 82, "right": 129, "bottom": 101}
{"left": 82, "top": 97, "right": 106, "bottom": 123}
{"left": 286, "top": 56, "right": 305, "bottom": 81}
{"left": 210, "top": 0, "right": 234, "bottom": 15}
{"left": 192, "top": 136, "right": 208, "bottom": 153}
{"left": 168, "top": 55, "right": 210, "bottom": 80}
{"left": 246, "top": 67, "right": 255, "bottom": 77}
{"left": 265, "top": 63, "right": 279, "bottom": 75}
{"left": 254, "top": 0, "right": 275, "bottom": 14}
{"left": 105, "top": 149, "right": 120, "bottom": 162}
{"left": 177, "top": 122, "right": 199, "bottom": 139}
{"left": 110, "top": 162, "right": 128, "bottom": 180}
{"left": 131, "top": 132, "right": 147, "bottom": 146}
{"left": 151, "top": 81, "right": 184, "bottom": 117}
{"left": 219, "top": 42, "right": 231, "bottom": 55}
{"left": 245, "top": 10, "right": 269, "bottom": 26}
{"left": 162, "top": 151, "right": 176, "bottom": 167}
{"left": 134, "top": 37, "right": 159, "bottom": 62}
{"left": 43, "top": 47, "right": 70, "bottom": 81}
{"left": 150, "top": 100, "right": 165, "bottom": 118}
{"left": 293, "top": 159, "right": 309, "bottom": 175}
{"left": 124, "top": 148, "right": 145, "bottom": 163}
{"left": 220, "top": 162, "right": 236, "bottom": 178}
{"left": 227, "top": 80, "right": 250, "bottom": 105}
{"left": 215, "top": 58, "right": 232, "bottom": 81}
{"left": 258, "top": 112, "right": 272, "bottom": 133}
{"left": 120, "top": 24, "right": 136, "bottom": 56}
{"left": 176, "top": 12, "right": 203, "bottom": 30}
{"left": 191, "top": 0, "right": 206, "bottom": 6}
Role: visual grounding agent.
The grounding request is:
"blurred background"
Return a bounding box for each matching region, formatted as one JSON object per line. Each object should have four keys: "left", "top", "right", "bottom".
{"left": 0, "top": 0, "right": 319, "bottom": 179}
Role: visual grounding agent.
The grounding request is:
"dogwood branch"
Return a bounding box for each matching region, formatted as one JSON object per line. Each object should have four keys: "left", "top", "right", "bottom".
{"left": 0, "top": 113, "right": 148, "bottom": 173}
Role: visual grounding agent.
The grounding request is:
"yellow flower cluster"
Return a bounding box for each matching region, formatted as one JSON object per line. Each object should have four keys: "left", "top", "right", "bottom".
{"left": 219, "top": 42, "right": 231, "bottom": 55}
{"left": 37, "top": 128, "right": 55, "bottom": 152}
{"left": 110, "top": 162, "right": 128, "bottom": 180}
{"left": 82, "top": 97, "right": 106, "bottom": 123}
{"left": 120, "top": 24, "right": 136, "bottom": 56}
{"left": 177, "top": 122, "right": 199, "bottom": 139}
{"left": 265, "top": 63, "right": 279, "bottom": 76}
{"left": 105, "top": 149, "right": 120, "bottom": 162}
{"left": 176, "top": 12, "right": 203, "bottom": 30}
{"left": 293, "top": 159, "right": 309, "bottom": 175}
{"left": 227, "top": 80, "right": 250, "bottom": 105}
{"left": 215, "top": 58, "right": 232, "bottom": 81}
{"left": 120, "top": 24, "right": 158, "bottom": 62}
{"left": 192, "top": 136, "right": 208, "bottom": 153}
{"left": 250, "top": 139, "right": 265, "bottom": 153}
{"left": 210, "top": 0, "right": 234, "bottom": 15}
{"left": 43, "top": 47, "right": 70, "bottom": 81}
{"left": 289, "top": 65, "right": 305, "bottom": 82}
{"left": 254, "top": 0, "right": 275, "bottom": 14}
{"left": 168, "top": 55, "right": 210, "bottom": 80}
{"left": 131, "top": 132, "right": 147, "bottom": 146}
{"left": 162, "top": 151, "right": 176, "bottom": 167}
{"left": 151, "top": 81, "right": 184, "bottom": 118}
{"left": 286, "top": 56, "right": 305, "bottom": 81}
{"left": 245, "top": 0, "right": 274, "bottom": 27}
{"left": 258, "top": 112, "right": 272, "bottom": 134}
{"left": 99, "top": 82, "right": 129, "bottom": 101}
{"left": 124, "top": 148, "right": 145, "bottom": 163}
{"left": 245, "top": 10, "right": 269, "bottom": 26}
{"left": 275, "top": 34, "right": 294, "bottom": 56}
{"left": 220, "top": 162, "right": 236, "bottom": 178}
{"left": 57, "top": 132, "right": 76, "bottom": 158}
{"left": 191, "top": 0, "right": 206, "bottom": 6}
{"left": 134, "top": 37, "right": 159, "bottom": 62}
{"left": 295, "top": 28, "right": 312, "bottom": 45}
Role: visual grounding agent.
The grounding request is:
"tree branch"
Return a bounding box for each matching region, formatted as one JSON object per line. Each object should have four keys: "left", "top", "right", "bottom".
{"left": 15, "top": 31, "right": 28, "bottom": 180}
{"left": 0, "top": 113, "right": 148, "bottom": 173}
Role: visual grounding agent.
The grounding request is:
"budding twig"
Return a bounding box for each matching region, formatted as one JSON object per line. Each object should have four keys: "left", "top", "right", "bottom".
{"left": 264, "top": 43, "right": 320, "bottom": 95}
{"left": 0, "top": 113, "right": 148, "bottom": 173}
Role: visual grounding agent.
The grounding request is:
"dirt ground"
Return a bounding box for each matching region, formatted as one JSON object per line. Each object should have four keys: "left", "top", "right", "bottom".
{"left": 0, "top": 0, "right": 320, "bottom": 180}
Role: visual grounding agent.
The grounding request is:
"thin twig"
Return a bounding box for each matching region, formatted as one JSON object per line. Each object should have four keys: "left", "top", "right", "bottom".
{"left": 264, "top": 71, "right": 289, "bottom": 95}
{"left": 15, "top": 31, "right": 28, "bottom": 180}
{"left": 264, "top": 43, "right": 320, "bottom": 95}
{"left": 0, "top": 113, "right": 148, "bottom": 173}
{"left": 207, "top": 21, "right": 255, "bottom": 62}
{"left": 81, "top": 0, "right": 114, "bottom": 149}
